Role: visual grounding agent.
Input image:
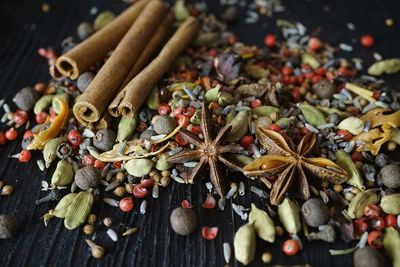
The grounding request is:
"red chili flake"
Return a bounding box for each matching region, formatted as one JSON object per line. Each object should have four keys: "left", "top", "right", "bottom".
{"left": 351, "top": 151, "right": 363, "bottom": 162}
{"left": 176, "top": 114, "right": 190, "bottom": 128}
{"left": 290, "top": 88, "right": 301, "bottom": 102}
{"left": 13, "top": 110, "right": 28, "bottom": 127}
{"left": 18, "top": 150, "right": 32, "bottom": 163}
{"left": 364, "top": 204, "right": 381, "bottom": 218}
{"left": 367, "top": 230, "right": 383, "bottom": 248}
{"left": 360, "top": 34, "right": 374, "bottom": 48}
{"left": 385, "top": 214, "right": 397, "bottom": 227}
{"left": 23, "top": 130, "right": 33, "bottom": 140}
{"left": 208, "top": 48, "right": 218, "bottom": 57}
{"left": 202, "top": 226, "right": 218, "bottom": 240}
{"left": 140, "top": 177, "right": 154, "bottom": 188}
{"left": 82, "top": 154, "right": 96, "bottom": 166}
{"left": 337, "top": 129, "right": 353, "bottom": 141}
{"left": 281, "top": 65, "right": 293, "bottom": 76}
{"left": 370, "top": 216, "right": 385, "bottom": 231}
{"left": 240, "top": 135, "right": 254, "bottom": 148}
{"left": 250, "top": 99, "right": 262, "bottom": 109}
{"left": 308, "top": 37, "right": 322, "bottom": 51}
{"left": 175, "top": 132, "right": 188, "bottom": 146}
{"left": 268, "top": 124, "right": 282, "bottom": 132}
{"left": 314, "top": 67, "right": 326, "bottom": 76}
{"left": 264, "top": 34, "right": 277, "bottom": 48}
{"left": 181, "top": 199, "right": 192, "bottom": 209}
{"left": 158, "top": 103, "right": 171, "bottom": 115}
{"left": 113, "top": 161, "right": 122, "bottom": 169}
{"left": 183, "top": 107, "right": 196, "bottom": 117}
{"left": 173, "top": 106, "right": 186, "bottom": 116}
{"left": 133, "top": 184, "right": 149, "bottom": 199}
{"left": 354, "top": 218, "right": 368, "bottom": 236}
{"left": 372, "top": 90, "right": 381, "bottom": 100}
{"left": 191, "top": 125, "right": 202, "bottom": 135}
{"left": 202, "top": 194, "right": 216, "bottom": 209}
{"left": 0, "top": 132, "right": 6, "bottom": 145}
{"left": 36, "top": 111, "right": 48, "bottom": 124}
{"left": 94, "top": 160, "right": 106, "bottom": 171}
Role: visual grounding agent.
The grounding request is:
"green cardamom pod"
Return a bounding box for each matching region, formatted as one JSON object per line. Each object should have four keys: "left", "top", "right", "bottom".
{"left": 146, "top": 87, "right": 160, "bottom": 110}
{"left": 276, "top": 117, "right": 295, "bottom": 129}
{"left": 384, "top": 227, "right": 400, "bottom": 267}
{"left": 338, "top": 117, "right": 365, "bottom": 135}
{"left": 53, "top": 193, "right": 77, "bottom": 218}
{"left": 225, "top": 109, "right": 237, "bottom": 124}
{"left": 380, "top": 194, "right": 400, "bottom": 215}
{"left": 52, "top": 93, "right": 69, "bottom": 114}
{"left": 249, "top": 203, "right": 275, "bottom": 242}
{"left": 117, "top": 115, "right": 137, "bottom": 142}
{"left": 192, "top": 32, "right": 218, "bottom": 47}
{"left": 317, "top": 106, "right": 349, "bottom": 118}
{"left": 172, "top": 0, "right": 189, "bottom": 21}
{"left": 368, "top": 58, "right": 400, "bottom": 76}
{"left": 93, "top": 11, "right": 115, "bottom": 31}
{"left": 335, "top": 150, "right": 364, "bottom": 189}
{"left": 391, "top": 128, "right": 400, "bottom": 145}
{"left": 156, "top": 153, "right": 172, "bottom": 171}
{"left": 299, "top": 103, "right": 326, "bottom": 127}
{"left": 190, "top": 110, "right": 202, "bottom": 125}
{"left": 234, "top": 223, "right": 256, "bottom": 265}
{"left": 43, "top": 137, "right": 67, "bottom": 168}
{"left": 252, "top": 106, "right": 279, "bottom": 117}
{"left": 347, "top": 189, "right": 379, "bottom": 219}
{"left": 218, "top": 91, "right": 234, "bottom": 106}
{"left": 51, "top": 160, "right": 74, "bottom": 187}
{"left": 302, "top": 53, "right": 320, "bottom": 69}
{"left": 125, "top": 158, "right": 154, "bottom": 177}
{"left": 64, "top": 191, "right": 94, "bottom": 230}
{"left": 226, "top": 110, "right": 249, "bottom": 142}
{"left": 34, "top": 95, "right": 54, "bottom": 114}
{"left": 227, "top": 154, "right": 253, "bottom": 166}
{"left": 278, "top": 197, "right": 301, "bottom": 234}
{"left": 245, "top": 64, "right": 269, "bottom": 79}
{"left": 204, "top": 87, "right": 220, "bottom": 102}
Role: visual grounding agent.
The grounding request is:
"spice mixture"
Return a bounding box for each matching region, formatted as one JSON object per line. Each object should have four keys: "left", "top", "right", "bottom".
{"left": 1, "top": 0, "right": 400, "bottom": 266}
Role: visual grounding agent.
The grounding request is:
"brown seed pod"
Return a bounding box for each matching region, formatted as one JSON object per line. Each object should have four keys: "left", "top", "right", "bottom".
{"left": 170, "top": 207, "right": 197, "bottom": 235}
{"left": 74, "top": 166, "right": 101, "bottom": 190}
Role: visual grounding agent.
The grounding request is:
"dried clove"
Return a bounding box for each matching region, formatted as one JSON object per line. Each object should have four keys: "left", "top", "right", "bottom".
{"left": 36, "top": 188, "right": 62, "bottom": 205}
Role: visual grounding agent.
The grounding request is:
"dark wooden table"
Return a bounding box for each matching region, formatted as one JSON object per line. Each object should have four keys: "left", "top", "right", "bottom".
{"left": 0, "top": 0, "right": 399, "bottom": 266}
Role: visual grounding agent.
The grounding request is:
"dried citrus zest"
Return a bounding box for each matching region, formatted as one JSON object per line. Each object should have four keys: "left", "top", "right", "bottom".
{"left": 88, "top": 142, "right": 170, "bottom": 162}
{"left": 27, "top": 97, "right": 69, "bottom": 150}
{"left": 345, "top": 83, "right": 376, "bottom": 102}
{"left": 353, "top": 128, "right": 392, "bottom": 156}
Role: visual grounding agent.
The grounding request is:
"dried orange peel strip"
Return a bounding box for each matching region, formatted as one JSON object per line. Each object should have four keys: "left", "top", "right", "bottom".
{"left": 27, "top": 97, "right": 69, "bottom": 150}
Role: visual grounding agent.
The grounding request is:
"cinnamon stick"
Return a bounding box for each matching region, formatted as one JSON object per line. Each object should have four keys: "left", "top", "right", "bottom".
{"left": 56, "top": 0, "right": 150, "bottom": 80}
{"left": 115, "top": 16, "right": 200, "bottom": 118}
{"left": 73, "top": 0, "right": 168, "bottom": 124}
{"left": 108, "top": 13, "right": 175, "bottom": 117}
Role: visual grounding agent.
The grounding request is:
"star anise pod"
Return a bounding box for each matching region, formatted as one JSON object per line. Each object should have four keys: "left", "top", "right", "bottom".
{"left": 167, "top": 102, "right": 243, "bottom": 197}
{"left": 243, "top": 128, "right": 349, "bottom": 205}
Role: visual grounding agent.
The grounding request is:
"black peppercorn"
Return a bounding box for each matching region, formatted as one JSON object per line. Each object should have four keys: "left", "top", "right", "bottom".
{"left": 301, "top": 198, "right": 330, "bottom": 227}
{"left": 74, "top": 165, "right": 101, "bottom": 190}
{"left": 93, "top": 129, "right": 116, "bottom": 152}
{"left": 380, "top": 164, "right": 400, "bottom": 189}
{"left": 170, "top": 207, "right": 197, "bottom": 235}
{"left": 77, "top": 72, "right": 95, "bottom": 92}
{"left": 0, "top": 214, "right": 18, "bottom": 239}
{"left": 13, "top": 87, "right": 39, "bottom": 111}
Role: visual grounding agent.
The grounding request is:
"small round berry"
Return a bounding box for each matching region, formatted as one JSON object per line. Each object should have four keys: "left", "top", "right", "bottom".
{"left": 308, "top": 37, "right": 322, "bottom": 51}
{"left": 360, "top": 34, "right": 374, "bottom": 48}
{"left": 18, "top": 150, "right": 32, "bottom": 163}
{"left": 67, "top": 130, "right": 82, "bottom": 147}
{"left": 5, "top": 128, "right": 18, "bottom": 141}
{"left": 264, "top": 34, "right": 277, "bottom": 48}
{"left": 119, "top": 197, "right": 134, "bottom": 212}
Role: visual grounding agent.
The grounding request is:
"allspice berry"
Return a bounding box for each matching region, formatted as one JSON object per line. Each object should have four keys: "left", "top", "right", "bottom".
{"left": 152, "top": 115, "right": 177, "bottom": 135}
{"left": 93, "top": 129, "right": 116, "bottom": 152}
{"left": 83, "top": 224, "right": 94, "bottom": 235}
{"left": 301, "top": 198, "right": 330, "bottom": 227}
{"left": 312, "top": 80, "right": 335, "bottom": 99}
{"left": 74, "top": 166, "right": 101, "bottom": 190}
{"left": 170, "top": 207, "right": 197, "bottom": 235}
{"left": 380, "top": 164, "right": 400, "bottom": 189}
{"left": 353, "top": 247, "right": 384, "bottom": 267}
{"left": 13, "top": 87, "right": 39, "bottom": 111}
{"left": 0, "top": 214, "right": 18, "bottom": 239}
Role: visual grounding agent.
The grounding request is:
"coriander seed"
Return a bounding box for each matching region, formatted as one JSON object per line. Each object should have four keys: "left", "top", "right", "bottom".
{"left": 114, "top": 186, "right": 126, "bottom": 197}
{"left": 103, "top": 217, "right": 112, "bottom": 227}
{"left": 83, "top": 224, "right": 94, "bottom": 235}
{"left": 125, "top": 183, "right": 134, "bottom": 194}
{"left": 87, "top": 214, "right": 97, "bottom": 225}
{"left": 115, "top": 172, "right": 126, "bottom": 182}
{"left": 161, "top": 170, "right": 171, "bottom": 177}
{"left": 261, "top": 252, "right": 273, "bottom": 264}
{"left": 1, "top": 185, "right": 13, "bottom": 196}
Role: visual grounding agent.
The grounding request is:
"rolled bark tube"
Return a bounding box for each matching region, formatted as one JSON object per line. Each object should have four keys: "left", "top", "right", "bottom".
{"left": 108, "top": 13, "right": 175, "bottom": 117}
{"left": 56, "top": 0, "right": 150, "bottom": 80}
{"left": 73, "top": 0, "right": 168, "bottom": 123}
{"left": 116, "top": 17, "right": 200, "bottom": 118}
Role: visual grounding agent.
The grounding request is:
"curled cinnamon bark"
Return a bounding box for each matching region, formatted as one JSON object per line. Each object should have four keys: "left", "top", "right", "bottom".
{"left": 56, "top": 0, "right": 150, "bottom": 80}
{"left": 73, "top": 0, "right": 168, "bottom": 123}
{"left": 108, "top": 13, "right": 175, "bottom": 117}
{"left": 114, "top": 16, "right": 200, "bottom": 118}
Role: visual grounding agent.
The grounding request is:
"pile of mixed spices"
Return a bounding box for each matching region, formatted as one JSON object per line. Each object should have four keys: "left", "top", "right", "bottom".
{"left": 1, "top": 0, "right": 400, "bottom": 266}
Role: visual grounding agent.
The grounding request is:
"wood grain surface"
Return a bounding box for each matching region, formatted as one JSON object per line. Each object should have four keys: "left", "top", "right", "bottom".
{"left": 0, "top": 0, "right": 399, "bottom": 266}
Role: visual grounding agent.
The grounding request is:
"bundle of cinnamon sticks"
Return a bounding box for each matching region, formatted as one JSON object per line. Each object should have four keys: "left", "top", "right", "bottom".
{"left": 55, "top": 0, "right": 200, "bottom": 129}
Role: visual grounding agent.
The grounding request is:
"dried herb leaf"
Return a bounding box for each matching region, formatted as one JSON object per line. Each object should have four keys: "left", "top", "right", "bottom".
{"left": 64, "top": 191, "right": 94, "bottom": 230}
{"left": 249, "top": 203, "right": 275, "bottom": 242}
{"left": 368, "top": 58, "right": 400, "bottom": 76}
{"left": 335, "top": 150, "right": 364, "bottom": 189}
